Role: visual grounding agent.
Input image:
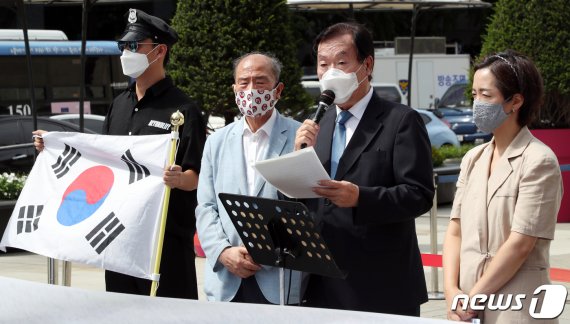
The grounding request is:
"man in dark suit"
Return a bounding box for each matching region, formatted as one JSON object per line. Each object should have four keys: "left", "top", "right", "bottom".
{"left": 295, "top": 22, "right": 434, "bottom": 316}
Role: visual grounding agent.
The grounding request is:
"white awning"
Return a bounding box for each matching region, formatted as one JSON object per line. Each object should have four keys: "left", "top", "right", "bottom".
{"left": 287, "top": 0, "right": 491, "bottom": 10}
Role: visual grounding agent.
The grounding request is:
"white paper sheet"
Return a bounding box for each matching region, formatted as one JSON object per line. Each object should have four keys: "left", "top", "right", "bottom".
{"left": 253, "top": 147, "right": 330, "bottom": 198}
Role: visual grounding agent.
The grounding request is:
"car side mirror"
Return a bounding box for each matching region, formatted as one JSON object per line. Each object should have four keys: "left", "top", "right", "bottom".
{"left": 432, "top": 108, "right": 444, "bottom": 119}
{"left": 433, "top": 97, "right": 440, "bottom": 108}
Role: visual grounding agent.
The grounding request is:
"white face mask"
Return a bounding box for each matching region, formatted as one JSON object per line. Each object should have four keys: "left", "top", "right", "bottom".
{"left": 235, "top": 86, "right": 278, "bottom": 117}
{"left": 319, "top": 64, "right": 365, "bottom": 105}
{"left": 120, "top": 46, "right": 159, "bottom": 79}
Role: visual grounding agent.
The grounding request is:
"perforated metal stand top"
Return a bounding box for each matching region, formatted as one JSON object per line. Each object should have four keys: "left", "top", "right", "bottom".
{"left": 218, "top": 193, "right": 345, "bottom": 279}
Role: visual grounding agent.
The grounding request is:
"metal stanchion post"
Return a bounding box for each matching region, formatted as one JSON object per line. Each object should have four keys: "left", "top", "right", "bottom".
{"left": 47, "top": 258, "right": 58, "bottom": 285}
{"left": 62, "top": 261, "right": 72, "bottom": 286}
{"left": 428, "top": 173, "right": 444, "bottom": 299}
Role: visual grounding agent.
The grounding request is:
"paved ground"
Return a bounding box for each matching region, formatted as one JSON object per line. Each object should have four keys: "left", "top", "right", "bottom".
{"left": 1, "top": 204, "right": 569, "bottom": 322}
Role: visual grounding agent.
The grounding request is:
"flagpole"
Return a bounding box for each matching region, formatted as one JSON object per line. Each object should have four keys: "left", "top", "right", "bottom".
{"left": 150, "top": 110, "right": 184, "bottom": 297}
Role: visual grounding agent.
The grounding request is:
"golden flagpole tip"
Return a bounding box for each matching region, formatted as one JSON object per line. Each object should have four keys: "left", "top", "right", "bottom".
{"left": 170, "top": 110, "right": 185, "bottom": 127}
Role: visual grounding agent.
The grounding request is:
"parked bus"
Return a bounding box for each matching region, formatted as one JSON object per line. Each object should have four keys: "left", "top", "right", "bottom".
{"left": 0, "top": 29, "right": 68, "bottom": 41}
{"left": 0, "top": 34, "right": 129, "bottom": 117}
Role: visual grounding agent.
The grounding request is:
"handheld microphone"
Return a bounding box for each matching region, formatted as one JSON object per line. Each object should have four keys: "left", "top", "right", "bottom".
{"left": 301, "top": 90, "right": 335, "bottom": 149}
{"left": 312, "top": 90, "right": 335, "bottom": 124}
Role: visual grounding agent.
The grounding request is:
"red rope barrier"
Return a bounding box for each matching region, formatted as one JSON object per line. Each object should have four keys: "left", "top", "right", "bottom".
{"left": 421, "top": 253, "right": 570, "bottom": 283}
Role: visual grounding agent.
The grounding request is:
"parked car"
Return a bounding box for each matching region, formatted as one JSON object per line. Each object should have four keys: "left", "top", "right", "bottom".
{"left": 433, "top": 82, "right": 492, "bottom": 144}
{"left": 415, "top": 109, "right": 460, "bottom": 148}
{"left": 0, "top": 116, "right": 96, "bottom": 174}
{"left": 51, "top": 113, "right": 226, "bottom": 136}
{"left": 434, "top": 81, "right": 471, "bottom": 109}
{"left": 436, "top": 107, "right": 492, "bottom": 144}
{"left": 49, "top": 114, "right": 105, "bottom": 134}
{"left": 293, "top": 104, "right": 458, "bottom": 148}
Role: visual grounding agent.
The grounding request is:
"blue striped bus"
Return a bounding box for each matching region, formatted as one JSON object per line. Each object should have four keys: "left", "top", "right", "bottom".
{"left": 0, "top": 39, "right": 128, "bottom": 116}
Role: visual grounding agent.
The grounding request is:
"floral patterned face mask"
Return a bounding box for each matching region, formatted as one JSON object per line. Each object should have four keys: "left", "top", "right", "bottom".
{"left": 235, "top": 86, "right": 278, "bottom": 117}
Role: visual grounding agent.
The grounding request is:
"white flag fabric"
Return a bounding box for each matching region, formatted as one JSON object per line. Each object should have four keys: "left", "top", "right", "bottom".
{"left": 0, "top": 132, "right": 171, "bottom": 280}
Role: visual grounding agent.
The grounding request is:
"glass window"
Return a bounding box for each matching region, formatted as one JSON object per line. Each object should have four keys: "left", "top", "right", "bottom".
{"left": 439, "top": 84, "right": 470, "bottom": 108}
{"left": 418, "top": 112, "right": 431, "bottom": 125}
{"left": 84, "top": 119, "right": 103, "bottom": 133}
{"left": 87, "top": 86, "right": 105, "bottom": 99}
{"left": 52, "top": 86, "right": 79, "bottom": 99}
{"left": 57, "top": 118, "right": 103, "bottom": 133}
{"left": 38, "top": 120, "right": 70, "bottom": 132}
{"left": 0, "top": 57, "right": 49, "bottom": 88}
{"left": 20, "top": 119, "right": 67, "bottom": 133}
{"left": 0, "top": 88, "right": 46, "bottom": 101}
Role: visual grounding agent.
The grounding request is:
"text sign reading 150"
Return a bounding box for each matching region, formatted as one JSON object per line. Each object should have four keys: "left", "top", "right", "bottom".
{"left": 7, "top": 104, "right": 32, "bottom": 116}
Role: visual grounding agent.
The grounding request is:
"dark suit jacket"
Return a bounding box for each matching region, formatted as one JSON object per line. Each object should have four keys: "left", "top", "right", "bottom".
{"left": 304, "top": 93, "right": 435, "bottom": 313}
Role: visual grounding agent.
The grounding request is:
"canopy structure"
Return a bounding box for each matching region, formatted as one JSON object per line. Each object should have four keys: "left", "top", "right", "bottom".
{"left": 14, "top": 0, "right": 132, "bottom": 4}
{"left": 287, "top": 0, "right": 492, "bottom": 107}
{"left": 288, "top": 0, "right": 491, "bottom": 10}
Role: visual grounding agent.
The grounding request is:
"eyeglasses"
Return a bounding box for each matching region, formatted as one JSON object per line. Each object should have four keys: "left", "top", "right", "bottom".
{"left": 117, "top": 41, "right": 158, "bottom": 52}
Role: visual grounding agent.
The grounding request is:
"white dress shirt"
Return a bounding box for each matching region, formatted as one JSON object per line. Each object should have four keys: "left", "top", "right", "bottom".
{"left": 335, "top": 86, "right": 373, "bottom": 147}
{"left": 242, "top": 110, "right": 277, "bottom": 195}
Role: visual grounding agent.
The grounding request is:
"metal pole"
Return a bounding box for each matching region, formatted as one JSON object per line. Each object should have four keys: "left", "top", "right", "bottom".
{"left": 150, "top": 111, "right": 183, "bottom": 296}
{"left": 279, "top": 267, "right": 285, "bottom": 306}
{"left": 62, "top": 260, "right": 72, "bottom": 287}
{"left": 18, "top": 0, "right": 36, "bottom": 125}
{"left": 406, "top": 4, "right": 418, "bottom": 108}
{"left": 47, "top": 258, "right": 58, "bottom": 285}
{"left": 78, "top": 0, "right": 91, "bottom": 132}
{"left": 429, "top": 173, "right": 444, "bottom": 299}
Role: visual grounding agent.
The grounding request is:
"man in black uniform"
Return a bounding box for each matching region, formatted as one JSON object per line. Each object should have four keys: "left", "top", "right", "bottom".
{"left": 103, "top": 8, "right": 206, "bottom": 299}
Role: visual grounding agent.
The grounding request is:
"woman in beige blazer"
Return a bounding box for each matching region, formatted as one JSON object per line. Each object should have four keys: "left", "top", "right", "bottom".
{"left": 443, "top": 50, "right": 563, "bottom": 323}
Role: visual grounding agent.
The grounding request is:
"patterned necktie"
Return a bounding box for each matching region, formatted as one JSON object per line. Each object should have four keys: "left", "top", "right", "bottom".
{"left": 330, "top": 110, "right": 352, "bottom": 179}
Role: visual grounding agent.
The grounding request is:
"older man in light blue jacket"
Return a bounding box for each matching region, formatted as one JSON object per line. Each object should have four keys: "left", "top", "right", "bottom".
{"left": 196, "top": 52, "right": 302, "bottom": 304}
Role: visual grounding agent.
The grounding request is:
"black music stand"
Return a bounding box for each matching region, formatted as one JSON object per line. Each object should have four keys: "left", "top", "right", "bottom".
{"left": 218, "top": 193, "right": 345, "bottom": 305}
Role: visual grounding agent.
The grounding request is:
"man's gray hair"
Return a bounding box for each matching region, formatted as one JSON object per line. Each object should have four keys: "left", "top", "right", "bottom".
{"left": 232, "top": 51, "right": 282, "bottom": 82}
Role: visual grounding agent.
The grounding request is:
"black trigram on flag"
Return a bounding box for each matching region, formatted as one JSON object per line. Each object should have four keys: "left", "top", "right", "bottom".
{"left": 85, "top": 212, "right": 125, "bottom": 254}
{"left": 16, "top": 205, "right": 43, "bottom": 234}
{"left": 51, "top": 144, "right": 81, "bottom": 178}
{"left": 121, "top": 149, "right": 150, "bottom": 184}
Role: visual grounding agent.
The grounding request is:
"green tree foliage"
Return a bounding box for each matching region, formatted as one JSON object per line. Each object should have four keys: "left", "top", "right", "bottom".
{"left": 168, "top": 0, "right": 312, "bottom": 124}
{"left": 480, "top": 0, "right": 570, "bottom": 128}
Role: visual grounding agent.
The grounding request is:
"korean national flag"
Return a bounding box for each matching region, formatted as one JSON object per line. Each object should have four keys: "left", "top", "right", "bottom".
{"left": 0, "top": 132, "right": 171, "bottom": 280}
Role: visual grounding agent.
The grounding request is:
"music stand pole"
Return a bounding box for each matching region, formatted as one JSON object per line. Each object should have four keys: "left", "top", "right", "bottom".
{"left": 279, "top": 267, "right": 285, "bottom": 305}
{"left": 274, "top": 236, "right": 287, "bottom": 305}
{"left": 275, "top": 247, "right": 294, "bottom": 305}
